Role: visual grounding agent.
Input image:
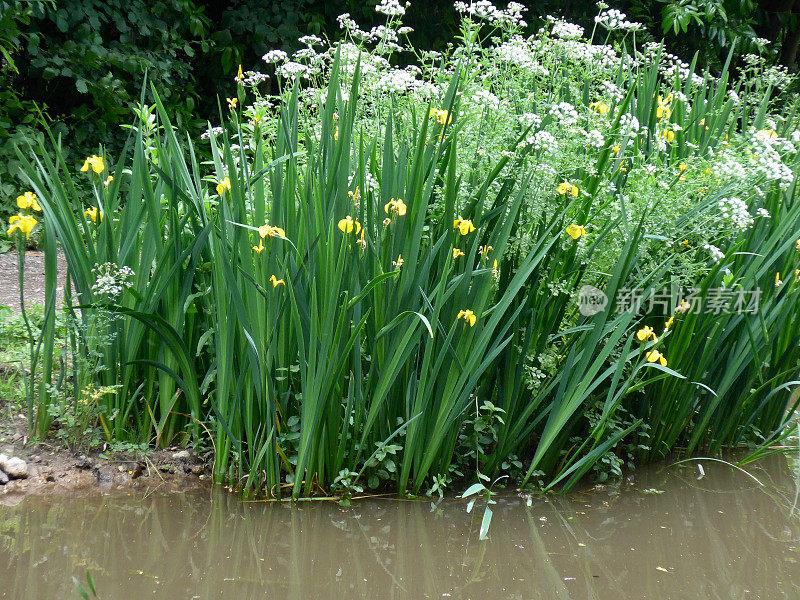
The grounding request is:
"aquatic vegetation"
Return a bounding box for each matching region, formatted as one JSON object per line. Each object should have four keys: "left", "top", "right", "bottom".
{"left": 13, "top": 1, "right": 800, "bottom": 497}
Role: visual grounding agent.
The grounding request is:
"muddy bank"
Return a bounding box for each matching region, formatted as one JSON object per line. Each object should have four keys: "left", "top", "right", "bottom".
{"left": 0, "top": 410, "right": 211, "bottom": 506}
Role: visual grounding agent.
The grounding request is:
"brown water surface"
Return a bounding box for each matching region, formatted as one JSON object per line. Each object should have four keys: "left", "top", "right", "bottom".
{"left": 1, "top": 456, "right": 800, "bottom": 599}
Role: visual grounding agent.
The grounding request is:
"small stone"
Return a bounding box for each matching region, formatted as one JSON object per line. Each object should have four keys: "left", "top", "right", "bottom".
{"left": 0, "top": 457, "right": 28, "bottom": 479}
{"left": 172, "top": 450, "right": 191, "bottom": 460}
{"left": 0, "top": 470, "right": 9, "bottom": 485}
{"left": 190, "top": 464, "right": 204, "bottom": 475}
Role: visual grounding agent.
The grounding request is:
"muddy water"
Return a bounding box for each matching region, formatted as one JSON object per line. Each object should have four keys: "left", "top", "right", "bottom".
{"left": 1, "top": 457, "right": 800, "bottom": 599}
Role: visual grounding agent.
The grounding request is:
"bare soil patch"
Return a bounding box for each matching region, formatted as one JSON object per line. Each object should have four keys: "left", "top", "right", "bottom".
{"left": 0, "top": 250, "right": 69, "bottom": 313}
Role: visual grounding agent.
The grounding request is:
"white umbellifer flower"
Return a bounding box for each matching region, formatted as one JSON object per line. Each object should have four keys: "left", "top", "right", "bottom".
{"left": 703, "top": 243, "right": 725, "bottom": 263}
{"left": 600, "top": 81, "right": 624, "bottom": 103}
{"left": 455, "top": 0, "right": 526, "bottom": 28}
{"left": 495, "top": 37, "right": 535, "bottom": 69}
{"left": 92, "top": 263, "right": 135, "bottom": 297}
{"left": 619, "top": 113, "right": 640, "bottom": 138}
{"left": 299, "top": 35, "right": 323, "bottom": 47}
{"left": 277, "top": 61, "right": 310, "bottom": 80}
{"left": 520, "top": 130, "right": 558, "bottom": 152}
{"left": 293, "top": 48, "right": 318, "bottom": 61}
{"left": 718, "top": 197, "right": 754, "bottom": 231}
{"left": 376, "top": 68, "right": 417, "bottom": 93}
{"left": 585, "top": 129, "right": 605, "bottom": 148}
{"left": 756, "top": 208, "right": 770, "bottom": 218}
{"left": 242, "top": 71, "right": 270, "bottom": 86}
{"left": 200, "top": 126, "right": 223, "bottom": 141}
{"left": 594, "top": 9, "right": 641, "bottom": 31}
{"left": 263, "top": 50, "right": 288, "bottom": 64}
{"left": 472, "top": 88, "right": 501, "bottom": 110}
{"left": 337, "top": 13, "right": 358, "bottom": 30}
{"left": 518, "top": 113, "right": 542, "bottom": 128}
{"left": 551, "top": 20, "right": 584, "bottom": 40}
{"left": 548, "top": 102, "right": 579, "bottom": 127}
{"left": 375, "top": 0, "right": 407, "bottom": 17}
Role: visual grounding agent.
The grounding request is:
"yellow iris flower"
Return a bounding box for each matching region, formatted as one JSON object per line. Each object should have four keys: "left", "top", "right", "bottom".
{"left": 384, "top": 198, "right": 407, "bottom": 216}
{"left": 636, "top": 326, "right": 658, "bottom": 342}
{"left": 661, "top": 130, "right": 675, "bottom": 143}
{"left": 84, "top": 207, "right": 102, "bottom": 223}
{"left": 258, "top": 223, "right": 286, "bottom": 238}
{"left": 453, "top": 217, "right": 475, "bottom": 235}
{"left": 80, "top": 155, "right": 105, "bottom": 174}
{"left": 216, "top": 177, "right": 231, "bottom": 195}
{"left": 646, "top": 350, "right": 667, "bottom": 366}
{"left": 589, "top": 101, "right": 610, "bottom": 115}
{"left": 429, "top": 109, "right": 452, "bottom": 125}
{"left": 16, "top": 191, "right": 41, "bottom": 212}
{"left": 556, "top": 182, "right": 579, "bottom": 197}
{"left": 452, "top": 248, "right": 465, "bottom": 259}
{"left": 104, "top": 176, "right": 114, "bottom": 186}
{"left": 269, "top": 275, "right": 285, "bottom": 287}
{"left": 227, "top": 97, "right": 238, "bottom": 110}
{"left": 393, "top": 254, "right": 404, "bottom": 269}
{"left": 253, "top": 241, "right": 265, "bottom": 254}
{"left": 7, "top": 214, "right": 38, "bottom": 239}
{"left": 457, "top": 309, "right": 477, "bottom": 327}
{"left": 338, "top": 215, "right": 362, "bottom": 234}
{"left": 565, "top": 224, "right": 586, "bottom": 240}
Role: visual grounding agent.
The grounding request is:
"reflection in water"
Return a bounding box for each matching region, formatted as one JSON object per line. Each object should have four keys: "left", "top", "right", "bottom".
{"left": 1, "top": 456, "right": 800, "bottom": 599}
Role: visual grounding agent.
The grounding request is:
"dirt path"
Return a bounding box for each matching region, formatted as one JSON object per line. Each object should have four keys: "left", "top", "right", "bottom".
{"left": 0, "top": 251, "right": 69, "bottom": 313}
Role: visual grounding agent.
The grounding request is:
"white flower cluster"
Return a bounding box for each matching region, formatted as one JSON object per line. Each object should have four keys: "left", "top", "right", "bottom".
{"left": 263, "top": 50, "right": 287, "bottom": 64}
{"left": 619, "top": 113, "right": 640, "bottom": 138}
{"left": 376, "top": 68, "right": 417, "bottom": 93}
{"left": 764, "top": 64, "right": 791, "bottom": 89}
{"left": 600, "top": 80, "right": 624, "bottom": 103}
{"left": 92, "top": 263, "right": 135, "bottom": 297}
{"left": 519, "top": 130, "right": 558, "bottom": 153}
{"left": 472, "top": 88, "right": 501, "bottom": 110}
{"left": 454, "top": 1, "right": 527, "bottom": 28}
{"left": 495, "top": 37, "right": 540, "bottom": 71}
{"left": 200, "top": 126, "right": 224, "bottom": 141}
{"left": 518, "top": 113, "right": 542, "bottom": 129}
{"left": 756, "top": 208, "right": 771, "bottom": 219}
{"left": 594, "top": 9, "right": 640, "bottom": 31}
{"left": 718, "top": 197, "right": 754, "bottom": 231}
{"left": 548, "top": 102, "right": 579, "bottom": 127}
{"left": 375, "top": 0, "right": 408, "bottom": 17}
{"left": 585, "top": 129, "right": 605, "bottom": 149}
{"left": 703, "top": 243, "right": 725, "bottom": 263}
{"left": 242, "top": 71, "right": 270, "bottom": 86}
{"left": 277, "top": 61, "right": 311, "bottom": 81}
{"left": 299, "top": 35, "right": 324, "bottom": 47}
{"left": 549, "top": 18, "right": 584, "bottom": 40}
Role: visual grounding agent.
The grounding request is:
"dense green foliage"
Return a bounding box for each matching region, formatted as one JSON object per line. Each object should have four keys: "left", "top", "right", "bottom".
{"left": 7, "top": 2, "right": 800, "bottom": 498}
